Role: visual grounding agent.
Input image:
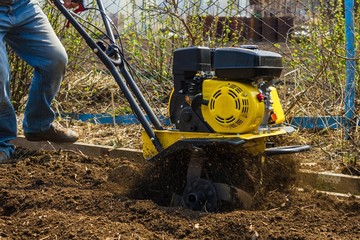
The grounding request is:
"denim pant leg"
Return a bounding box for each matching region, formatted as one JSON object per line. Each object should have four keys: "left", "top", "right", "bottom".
{"left": 5, "top": 0, "right": 68, "bottom": 134}
{"left": 0, "top": 32, "right": 16, "bottom": 157}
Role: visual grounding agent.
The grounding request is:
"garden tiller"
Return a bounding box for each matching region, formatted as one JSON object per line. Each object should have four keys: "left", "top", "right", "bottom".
{"left": 55, "top": 0, "right": 310, "bottom": 211}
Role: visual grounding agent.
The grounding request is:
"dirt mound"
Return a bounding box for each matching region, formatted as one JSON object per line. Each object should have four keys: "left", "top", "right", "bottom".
{"left": 0, "top": 148, "right": 359, "bottom": 239}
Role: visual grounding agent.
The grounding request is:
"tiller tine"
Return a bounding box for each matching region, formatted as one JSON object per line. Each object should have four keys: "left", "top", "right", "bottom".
{"left": 212, "top": 182, "right": 253, "bottom": 210}
{"left": 172, "top": 146, "right": 254, "bottom": 212}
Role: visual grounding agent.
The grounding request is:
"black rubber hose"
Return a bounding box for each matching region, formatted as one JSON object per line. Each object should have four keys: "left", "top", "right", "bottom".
{"left": 265, "top": 145, "right": 311, "bottom": 156}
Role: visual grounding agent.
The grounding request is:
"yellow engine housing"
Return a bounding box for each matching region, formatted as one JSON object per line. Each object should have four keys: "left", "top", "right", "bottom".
{"left": 201, "top": 80, "right": 264, "bottom": 133}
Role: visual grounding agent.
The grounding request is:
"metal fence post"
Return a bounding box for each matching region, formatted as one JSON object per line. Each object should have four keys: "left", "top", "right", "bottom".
{"left": 344, "top": 0, "right": 356, "bottom": 140}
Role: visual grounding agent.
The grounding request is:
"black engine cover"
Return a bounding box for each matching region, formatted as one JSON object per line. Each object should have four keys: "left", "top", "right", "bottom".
{"left": 213, "top": 47, "right": 283, "bottom": 81}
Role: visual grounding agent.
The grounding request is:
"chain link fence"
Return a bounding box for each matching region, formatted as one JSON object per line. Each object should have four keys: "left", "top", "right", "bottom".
{"left": 8, "top": 0, "right": 359, "bottom": 146}
{"left": 60, "top": 0, "right": 358, "bottom": 122}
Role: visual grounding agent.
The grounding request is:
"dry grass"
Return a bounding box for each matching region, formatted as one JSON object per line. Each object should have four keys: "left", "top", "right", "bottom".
{"left": 271, "top": 129, "right": 359, "bottom": 174}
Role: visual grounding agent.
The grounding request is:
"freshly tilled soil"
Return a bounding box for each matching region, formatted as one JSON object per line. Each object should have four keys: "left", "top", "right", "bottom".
{"left": 0, "top": 147, "right": 359, "bottom": 239}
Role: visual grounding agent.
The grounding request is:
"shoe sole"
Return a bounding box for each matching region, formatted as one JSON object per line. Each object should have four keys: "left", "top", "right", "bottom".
{"left": 25, "top": 135, "right": 78, "bottom": 143}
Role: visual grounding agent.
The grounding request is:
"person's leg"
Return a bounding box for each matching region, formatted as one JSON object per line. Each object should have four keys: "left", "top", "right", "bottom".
{"left": 5, "top": 0, "right": 68, "bottom": 134}
{"left": 0, "top": 5, "right": 17, "bottom": 158}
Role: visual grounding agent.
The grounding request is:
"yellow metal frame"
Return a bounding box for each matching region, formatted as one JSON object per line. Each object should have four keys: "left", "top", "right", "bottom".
{"left": 142, "top": 128, "right": 287, "bottom": 159}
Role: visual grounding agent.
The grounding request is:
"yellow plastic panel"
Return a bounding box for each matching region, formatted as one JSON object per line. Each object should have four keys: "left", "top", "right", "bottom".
{"left": 201, "top": 80, "right": 264, "bottom": 133}
{"left": 269, "top": 87, "right": 285, "bottom": 124}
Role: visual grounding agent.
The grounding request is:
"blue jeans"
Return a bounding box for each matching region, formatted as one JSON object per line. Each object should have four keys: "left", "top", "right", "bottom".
{"left": 0, "top": 0, "right": 68, "bottom": 157}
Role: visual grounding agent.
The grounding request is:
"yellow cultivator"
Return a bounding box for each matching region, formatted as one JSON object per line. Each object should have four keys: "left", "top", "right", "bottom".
{"left": 55, "top": 0, "right": 310, "bottom": 212}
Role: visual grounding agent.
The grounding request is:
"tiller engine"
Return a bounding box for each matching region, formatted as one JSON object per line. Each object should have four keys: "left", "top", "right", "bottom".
{"left": 55, "top": 0, "right": 310, "bottom": 212}
{"left": 141, "top": 46, "right": 309, "bottom": 211}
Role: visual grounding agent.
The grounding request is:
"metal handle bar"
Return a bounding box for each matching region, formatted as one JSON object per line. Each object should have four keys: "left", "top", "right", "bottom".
{"left": 54, "top": 0, "right": 164, "bottom": 152}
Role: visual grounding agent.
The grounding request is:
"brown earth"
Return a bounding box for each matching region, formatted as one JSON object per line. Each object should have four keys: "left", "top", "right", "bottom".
{"left": 0, "top": 146, "right": 359, "bottom": 240}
